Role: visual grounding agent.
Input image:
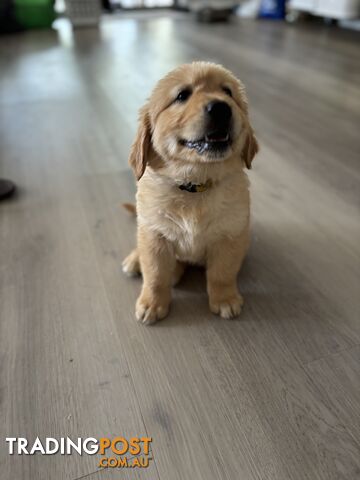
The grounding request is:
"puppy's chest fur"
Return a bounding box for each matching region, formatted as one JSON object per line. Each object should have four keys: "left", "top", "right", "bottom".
{"left": 137, "top": 171, "right": 250, "bottom": 264}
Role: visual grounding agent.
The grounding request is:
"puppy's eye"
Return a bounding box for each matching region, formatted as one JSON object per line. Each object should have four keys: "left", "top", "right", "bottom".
{"left": 175, "top": 88, "right": 192, "bottom": 103}
{"left": 222, "top": 86, "right": 232, "bottom": 97}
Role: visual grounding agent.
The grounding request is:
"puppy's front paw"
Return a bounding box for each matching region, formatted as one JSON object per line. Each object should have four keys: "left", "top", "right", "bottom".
{"left": 210, "top": 294, "right": 244, "bottom": 319}
{"left": 136, "top": 295, "right": 170, "bottom": 325}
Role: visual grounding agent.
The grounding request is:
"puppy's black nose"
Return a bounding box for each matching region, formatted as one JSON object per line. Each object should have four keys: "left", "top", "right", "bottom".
{"left": 206, "top": 101, "right": 232, "bottom": 124}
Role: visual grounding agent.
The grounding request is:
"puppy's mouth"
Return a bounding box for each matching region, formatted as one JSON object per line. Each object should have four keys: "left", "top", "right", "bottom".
{"left": 179, "top": 131, "right": 231, "bottom": 155}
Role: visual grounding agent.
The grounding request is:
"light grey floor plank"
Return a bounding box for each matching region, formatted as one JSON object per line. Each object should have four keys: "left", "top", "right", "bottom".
{"left": 0, "top": 88, "right": 159, "bottom": 480}
{"left": 0, "top": 179, "right": 159, "bottom": 480}
{"left": 305, "top": 346, "right": 360, "bottom": 445}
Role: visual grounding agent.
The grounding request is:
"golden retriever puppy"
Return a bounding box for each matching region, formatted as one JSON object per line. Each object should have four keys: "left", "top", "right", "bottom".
{"left": 122, "top": 62, "right": 258, "bottom": 324}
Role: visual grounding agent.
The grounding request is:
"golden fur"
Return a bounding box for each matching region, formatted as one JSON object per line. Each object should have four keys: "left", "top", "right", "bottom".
{"left": 122, "top": 62, "right": 258, "bottom": 324}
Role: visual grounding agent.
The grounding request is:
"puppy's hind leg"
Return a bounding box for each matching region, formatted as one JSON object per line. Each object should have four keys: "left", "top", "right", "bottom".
{"left": 122, "top": 250, "right": 185, "bottom": 285}
{"left": 122, "top": 248, "right": 141, "bottom": 277}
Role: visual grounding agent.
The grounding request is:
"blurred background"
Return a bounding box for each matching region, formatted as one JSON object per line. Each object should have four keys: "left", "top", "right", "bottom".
{"left": 1, "top": 0, "right": 359, "bottom": 174}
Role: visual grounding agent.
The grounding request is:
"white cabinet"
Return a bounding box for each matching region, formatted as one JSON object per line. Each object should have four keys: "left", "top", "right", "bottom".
{"left": 289, "top": 0, "right": 360, "bottom": 19}
{"left": 290, "top": 0, "right": 317, "bottom": 10}
{"left": 316, "top": 0, "right": 360, "bottom": 18}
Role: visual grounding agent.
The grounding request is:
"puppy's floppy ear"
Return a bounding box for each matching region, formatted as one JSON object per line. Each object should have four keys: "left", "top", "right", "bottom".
{"left": 242, "top": 126, "right": 259, "bottom": 170}
{"left": 129, "top": 105, "right": 152, "bottom": 180}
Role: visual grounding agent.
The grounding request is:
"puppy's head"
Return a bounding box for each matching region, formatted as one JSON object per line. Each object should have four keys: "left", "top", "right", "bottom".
{"left": 130, "top": 62, "right": 258, "bottom": 180}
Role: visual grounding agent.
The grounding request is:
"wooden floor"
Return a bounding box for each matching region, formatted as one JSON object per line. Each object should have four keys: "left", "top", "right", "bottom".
{"left": 1, "top": 11, "right": 359, "bottom": 480}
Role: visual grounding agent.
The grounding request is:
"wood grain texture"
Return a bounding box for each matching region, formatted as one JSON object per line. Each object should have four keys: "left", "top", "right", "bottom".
{"left": 0, "top": 12, "right": 359, "bottom": 480}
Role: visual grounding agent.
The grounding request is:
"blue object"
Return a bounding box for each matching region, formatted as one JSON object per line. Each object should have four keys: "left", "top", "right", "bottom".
{"left": 259, "top": 0, "right": 286, "bottom": 19}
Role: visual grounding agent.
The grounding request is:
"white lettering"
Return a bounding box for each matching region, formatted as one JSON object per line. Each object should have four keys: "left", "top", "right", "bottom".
{"left": 18, "top": 438, "right": 29, "bottom": 455}
{"left": 46, "top": 438, "right": 59, "bottom": 455}
{"left": 30, "top": 437, "right": 45, "bottom": 455}
{"left": 66, "top": 437, "right": 82, "bottom": 455}
{"left": 5, "top": 438, "right": 17, "bottom": 455}
{"left": 83, "top": 438, "right": 99, "bottom": 455}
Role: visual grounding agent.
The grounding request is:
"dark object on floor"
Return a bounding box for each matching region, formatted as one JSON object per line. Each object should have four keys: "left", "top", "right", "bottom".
{"left": 195, "top": 7, "right": 233, "bottom": 23}
{"left": 0, "top": 179, "right": 16, "bottom": 200}
{"left": 0, "top": 0, "right": 23, "bottom": 33}
{"left": 102, "top": 0, "right": 113, "bottom": 11}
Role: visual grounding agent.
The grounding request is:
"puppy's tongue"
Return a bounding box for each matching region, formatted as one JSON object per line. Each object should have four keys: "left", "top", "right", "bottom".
{"left": 205, "top": 132, "right": 229, "bottom": 142}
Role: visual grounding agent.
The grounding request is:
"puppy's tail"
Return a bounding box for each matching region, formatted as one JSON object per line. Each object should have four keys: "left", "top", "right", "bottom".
{"left": 122, "top": 202, "right": 137, "bottom": 216}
